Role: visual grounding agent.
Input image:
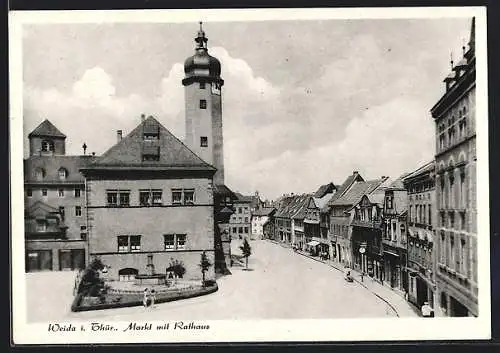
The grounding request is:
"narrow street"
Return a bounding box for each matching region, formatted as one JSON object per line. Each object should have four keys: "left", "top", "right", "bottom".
{"left": 27, "top": 239, "right": 399, "bottom": 322}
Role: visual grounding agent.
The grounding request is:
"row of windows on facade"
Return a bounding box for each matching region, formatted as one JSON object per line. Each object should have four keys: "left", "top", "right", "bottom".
{"left": 438, "top": 231, "right": 477, "bottom": 283}
{"left": 34, "top": 167, "right": 70, "bottom": 181}
{"left": 117, "top": 234, "right": 187, "bottom": 252}
{"left": 408, "top": 240, "right": 433, "bottom": 269}
{"left": 383, "top": 221, "right": 406, "bottom": 243}
{"left": 27, "top": 187, "right": 82, "bottom": 198}
{"left": 35, "top": 217, "right": 86, "bottom": 234}
{"left": 437, "top": 107, "right": 469, "bottom": 152}
{"left": 409, "top": 192, "right": 432, "bottom": 201}
{"left": 409, "top": 204, "right": 433, "bottom": 225}
{"left": 106, "top": 189, "right": 195, "bottom": 207}
{"left": 438, "top": 169, "right": 467, "bottom": 210}
{"left": 276, "top": 219, "right": 291, "bottom": 228}
{"left": 331, "top": 224, "right": 348, "bottom": 237}
{"left": 439, "top": 210, "right": 467, "bottom": 231}
{"left": 354, "top": 206, "right": 381, "bottom": 222}
{"left": 231, "top": 226, "right": 249, "bottom": 234}
{"left": 232, "top": 206, "right": 249, "bottom": 214}
{"left": 408, "top": 181, "right": 435, "bottom": 195}
{"left": 231, "top": 216, "right": 249, "bottom": 223}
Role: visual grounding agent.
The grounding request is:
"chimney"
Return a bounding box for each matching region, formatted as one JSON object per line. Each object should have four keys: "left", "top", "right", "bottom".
{"left": 141, "top": 114, "right": 146, "bottom": 123}
{"left": 117, "top": 130, "right": 123, "bottom": 143}
{"left": 92, "top": 152, "right": 96, "bottom": 156}
{"left": 353, "top": 171, "right": 359, "bottom": 175}
{"left": 381, "top": 176, "right": 385, "bottom": 179}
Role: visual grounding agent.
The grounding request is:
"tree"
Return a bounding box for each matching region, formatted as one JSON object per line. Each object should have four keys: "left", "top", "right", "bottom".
{"left": 167, "top": 258, "right": 186, "bottom": 283}
{"left": 239, "top": 238, "right": 252, "bottom": 269}
{"left": 199, "top": 251, "right": 212, "bottom": 286}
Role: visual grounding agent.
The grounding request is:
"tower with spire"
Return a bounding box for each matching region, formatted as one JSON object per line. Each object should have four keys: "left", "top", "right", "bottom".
{"left": 183, "top": 22, "right": 225, "bottom": 186}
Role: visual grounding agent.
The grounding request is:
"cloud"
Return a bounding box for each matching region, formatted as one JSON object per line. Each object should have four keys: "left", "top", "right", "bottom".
{"left": 226, "top": 97, "right": 435, "bottom": 199}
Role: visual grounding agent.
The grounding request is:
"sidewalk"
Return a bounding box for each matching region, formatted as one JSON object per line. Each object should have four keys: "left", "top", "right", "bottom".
{"left": 268, "top": 239, "right": 420, "bottom": 317}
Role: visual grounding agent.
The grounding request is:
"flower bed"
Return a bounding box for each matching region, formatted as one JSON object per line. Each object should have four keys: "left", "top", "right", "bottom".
{"left": 71, "top": 282, "right": 218, "bottom": 312}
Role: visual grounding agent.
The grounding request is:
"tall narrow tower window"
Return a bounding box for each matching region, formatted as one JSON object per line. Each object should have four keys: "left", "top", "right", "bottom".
{"left": 200, "top": 99, "right": 207, "bottom": 109}
{"left": 200, "top": 136, "right": 208, "bottom": 147}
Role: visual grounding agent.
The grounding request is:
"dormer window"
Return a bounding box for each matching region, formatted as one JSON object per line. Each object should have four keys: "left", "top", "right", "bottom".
{"left": 142, "top": 145, "right": 160, "bottom": 162}
{"left": 58, "top": 168, "right": 68, "bottom": 180}
{"left": 35, "top": 168, "right": 46, "bottom": 180}
{"left": 41, "top": 140, "right": 54, "bottom": 152}
{"left": 199, "top": 82, "right": 206, "bottom": 89}
{"left": 143, "top": 121, "right": 160, "bottom": 140}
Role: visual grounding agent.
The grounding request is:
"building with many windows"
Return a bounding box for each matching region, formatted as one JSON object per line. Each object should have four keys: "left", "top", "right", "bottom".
{"left": 80, "top": 116, "right": 217, "bottom": 281}
{"left": 431, "top": 18, "right": 477, "bottom": 317}
{"left": 229, "top": 193, "right": 253, "bottom": 240}
{"left": 381, "top": 178, "right": 408, "bottom": 295}
{"left": 404, "top": 161, "right": 437, "bottom": 310}
{"left": 24, "top": 120, "right": 94, "bottom": 272}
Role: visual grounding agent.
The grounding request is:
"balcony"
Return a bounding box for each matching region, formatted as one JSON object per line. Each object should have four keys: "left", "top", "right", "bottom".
{"left": 408, "top": 221, "right": 433, "bottom": 230}
{"left": 351, "top": 218, "right": 382, "bottom": 229}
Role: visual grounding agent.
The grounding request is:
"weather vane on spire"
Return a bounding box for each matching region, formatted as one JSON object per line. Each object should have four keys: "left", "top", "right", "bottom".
{"left": 199, "top": 21, "right": 203, "bottom": 31}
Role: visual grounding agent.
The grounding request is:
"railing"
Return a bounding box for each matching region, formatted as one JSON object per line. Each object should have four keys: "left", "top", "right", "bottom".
{"left": 351, "top": 219, "right": 382, "bottom": 229}
{"left": 408, "top": 221, "right": 433, "bottom": 230}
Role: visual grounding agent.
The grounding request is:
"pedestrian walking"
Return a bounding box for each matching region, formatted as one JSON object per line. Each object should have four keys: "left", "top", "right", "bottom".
{"left": 150, "top": 289, "right": 156, "bottom": 308}
{"left": 143, "top": 288, "right": 151, "bottom": 308}
{"left": 421, "top": 302, "right": 434, "bottom": 318}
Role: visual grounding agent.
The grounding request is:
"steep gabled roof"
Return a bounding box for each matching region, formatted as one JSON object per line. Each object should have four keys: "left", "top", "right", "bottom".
{"left": 330, "top": 178, "right": 386, "bottom": 207}
{"left": 28, "top": 119, "right": 66, "bottom": 138}
{"left": 327, "top": 172, "right": 364, "bottom": 206}
{"left": 83, "top": 116, "right": 215, "bottom": 172}
{"left": 314, "top": 182, "right": 337, "bottom": 198}
{"left": 253, "top": 207, "right": 276, "bottom": 217}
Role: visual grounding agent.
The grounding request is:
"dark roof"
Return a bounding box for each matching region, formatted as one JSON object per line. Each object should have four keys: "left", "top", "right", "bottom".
{"left": 82, "top": 116, "right": 215, "bottom": 172}
{"left": 327, "top": 172, "right": 364, "bottom": 206}
{"left": 253, "top": 207, "right": 276, "bottom": 217}
{"left": 330, "top": 178, "right": 386, "bottom": 207}
{"left": 213, "top": 184, "right": 237, "bottom": 199}
{"left": 28, "top": 119, "right": 66, "bottom": 138}
{"left": 24, "top": 155, "right": 95, "bottom": 184}
{"left": 234, "top": 192, "right": 253, "bottom": 203}
{"left": 314, "top": 182, "right": 337, "bottom": 198}
{"left": 275, "top": 194, "right": 310, "bottom": 220}
{"left": 403, "top": 161, "right": 435, "bottom": 182}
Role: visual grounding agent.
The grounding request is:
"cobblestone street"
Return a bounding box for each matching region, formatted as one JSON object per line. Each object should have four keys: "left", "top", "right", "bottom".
{"left": 24, "top": 240, "right": 421, "bottom": 323}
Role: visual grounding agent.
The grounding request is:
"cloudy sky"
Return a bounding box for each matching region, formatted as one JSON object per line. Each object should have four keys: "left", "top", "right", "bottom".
{"left": 22, "top": 17, "right": 472, "bottom": 200}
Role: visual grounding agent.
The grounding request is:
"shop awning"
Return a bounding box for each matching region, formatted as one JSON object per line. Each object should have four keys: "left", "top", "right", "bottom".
{"left": 307, "top": 240, "right": 320, "bottom": 247}
{"left": 384, "top": 250, "right": 399, "bottom": 257}
{"left": 408, "top": 228, "right": 415, "bottom": 237}
{"left": 425, "top": 230, "right": 434, "bottom": 243}
{"left": 304, "top": 219, "right": 320, "bottom": 224}
{"left": 417, "top": 230, "right": 426, "bottom": 241}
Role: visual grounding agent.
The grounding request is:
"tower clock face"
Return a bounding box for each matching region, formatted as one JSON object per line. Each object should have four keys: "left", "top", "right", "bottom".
{"left": 211, "top": 82, "right": 221, "bottom": 96}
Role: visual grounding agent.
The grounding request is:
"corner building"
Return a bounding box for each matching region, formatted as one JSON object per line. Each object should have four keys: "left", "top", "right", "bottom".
{"left": 24, "top": 120, "right": 93, "bottom": 272}
{"left": 81, "top": 117, "right": 216, "bottom": 281}
{"left": 431, "top": 18, "right": 477, "bottom": 317}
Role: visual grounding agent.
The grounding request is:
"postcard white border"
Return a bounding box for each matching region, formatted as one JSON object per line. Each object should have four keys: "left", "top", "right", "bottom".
{"left": 10, "top": 7, "right": 490, "bottom": 344}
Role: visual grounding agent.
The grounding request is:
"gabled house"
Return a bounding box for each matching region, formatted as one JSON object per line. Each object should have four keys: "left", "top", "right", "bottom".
{"left": 80, "top": 116, "right": 217, "bottom": 281}
{"left": 251, "top": 207, "right": 276, "bottom": 240}
{"left": 382, "top": 178, "right": 409, "bottom": 294}
{"left": 326, "top": 172, "right": 388, "bottom": 268}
